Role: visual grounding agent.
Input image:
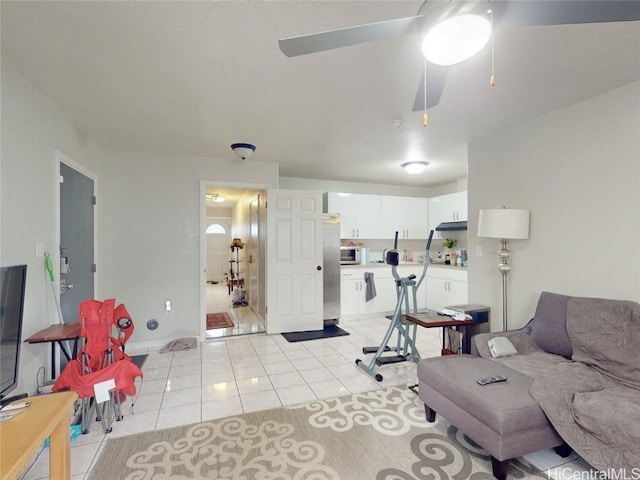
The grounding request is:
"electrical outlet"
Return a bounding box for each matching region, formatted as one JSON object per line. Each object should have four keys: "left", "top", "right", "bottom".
{"left": 35, "top": 242, "right": 44, "bottom": 258}
{"left": 165, "top": 300, "right": 172, "bottom": 313}
{"left": 476, "top": 245, "right": 483, "bottom": 257}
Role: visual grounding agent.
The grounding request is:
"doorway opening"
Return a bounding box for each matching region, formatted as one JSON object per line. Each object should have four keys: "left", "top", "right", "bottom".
{"left": 202, "top": 184, "right": 267, "bottom": 339}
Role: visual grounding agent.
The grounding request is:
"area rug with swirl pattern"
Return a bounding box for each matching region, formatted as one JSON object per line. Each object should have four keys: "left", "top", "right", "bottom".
{"left": 88, "top": 385, "right": 548, "bottom": 479}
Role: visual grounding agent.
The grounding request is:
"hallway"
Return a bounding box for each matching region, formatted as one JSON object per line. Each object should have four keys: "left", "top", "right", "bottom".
{"left": 205, "top": 282, "right": 264, "bottom": 338}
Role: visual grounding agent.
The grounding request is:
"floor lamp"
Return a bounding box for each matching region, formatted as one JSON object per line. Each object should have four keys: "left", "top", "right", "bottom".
{"left": 478, "top": 207, "right": 530, "bottom": 331}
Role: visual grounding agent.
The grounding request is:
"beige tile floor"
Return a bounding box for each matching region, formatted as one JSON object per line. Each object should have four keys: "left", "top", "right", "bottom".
{"left": 21, "top": 310, "right": 594, "bottom": 479}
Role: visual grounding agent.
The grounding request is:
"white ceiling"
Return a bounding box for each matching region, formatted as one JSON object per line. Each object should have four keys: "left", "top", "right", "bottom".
{"left": 2, "top": 1, "right": 639, "bottom": 187}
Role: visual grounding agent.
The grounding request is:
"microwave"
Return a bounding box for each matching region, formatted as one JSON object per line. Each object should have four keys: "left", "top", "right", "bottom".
{"left": 340, "top": 246, "right": 361, "bottom": 265}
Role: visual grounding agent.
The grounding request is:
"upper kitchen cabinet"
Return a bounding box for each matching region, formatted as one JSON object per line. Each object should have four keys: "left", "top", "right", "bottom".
{"left": 380, "top": 196, "right": 429, "bottom": 239}
{"left": 326, "top": 193, "right": 381, "bottom": 239}
{"left": 428, "top": 192, "right": 467, "bottom": 239}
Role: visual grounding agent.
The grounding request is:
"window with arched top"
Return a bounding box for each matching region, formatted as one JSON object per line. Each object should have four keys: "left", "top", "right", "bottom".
{"left": 206, "top": 224, "right": 226, "bottom": 234}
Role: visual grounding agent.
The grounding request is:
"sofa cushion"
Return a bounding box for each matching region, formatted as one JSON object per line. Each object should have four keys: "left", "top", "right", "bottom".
{"left": 529, "top": 291, "right": 573, "bottom": 358}
{"left": 567, "top": 297, "right": 640, "bottom": 388}
{"left": 573, "top": 387, "right": 640, "bottom": 452}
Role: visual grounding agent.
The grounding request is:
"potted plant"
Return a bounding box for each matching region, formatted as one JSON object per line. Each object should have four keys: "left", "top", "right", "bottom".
{"left": 442, "top": 238, "right": 457, "bottom": 250}
{"left": 442, "top": 238, "right": 457, "bottom": 265}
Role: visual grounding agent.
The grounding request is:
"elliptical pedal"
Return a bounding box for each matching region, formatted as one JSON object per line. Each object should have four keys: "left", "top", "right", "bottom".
{"left": 362, "top": 345, "right": 391, "bottom": 354}
{"left": 375, "top": 355, "right": 407, "bottom": 366}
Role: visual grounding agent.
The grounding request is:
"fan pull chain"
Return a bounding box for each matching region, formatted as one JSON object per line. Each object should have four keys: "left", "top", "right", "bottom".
{"left": 489, "top": 9, "right": 496, "bottom": 86}
{"left": 422, "top": 58, "right": 429, "bottom": 127}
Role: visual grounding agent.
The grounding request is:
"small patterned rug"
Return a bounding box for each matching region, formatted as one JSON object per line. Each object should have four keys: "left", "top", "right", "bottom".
{"left": 88, "top": 385, "right": 548, "bottom": 479}
{"left": 206, "top": 312, "right": 234, "bottom": 330}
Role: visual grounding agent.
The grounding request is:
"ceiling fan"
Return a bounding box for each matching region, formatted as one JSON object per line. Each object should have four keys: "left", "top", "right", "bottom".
{"left": 279, "top": 1, "right": 639, "bottom": 114}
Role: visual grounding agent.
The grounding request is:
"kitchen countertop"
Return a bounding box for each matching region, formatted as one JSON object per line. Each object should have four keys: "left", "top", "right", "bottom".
{"left": 341, "top": 262, "right": 466, "bottom": 270}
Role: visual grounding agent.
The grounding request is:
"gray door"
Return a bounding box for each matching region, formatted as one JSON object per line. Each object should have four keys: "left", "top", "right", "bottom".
{"left": 60, "top": 162, "right": 95, "bottom": 324}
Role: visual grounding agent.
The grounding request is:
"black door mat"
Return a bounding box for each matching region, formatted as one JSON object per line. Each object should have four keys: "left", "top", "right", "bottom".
{"left": 131, "top": 354, "right": 148, "bottom": 369}
{"left": 281, "top": 325, "right": 350, "bottom": 343}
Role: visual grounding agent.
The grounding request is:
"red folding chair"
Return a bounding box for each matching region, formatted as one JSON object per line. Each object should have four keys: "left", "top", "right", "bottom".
{"left": 112, "top": 302, "right": 135, "bottom": 352}
{"left": 53, "top": 298, "right": 142, "bottom": 434}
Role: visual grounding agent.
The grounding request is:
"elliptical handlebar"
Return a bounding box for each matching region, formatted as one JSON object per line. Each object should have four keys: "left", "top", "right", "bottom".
{"left": 385, "top": 231, "right": 400, "bottom": 269}
{"left": 386, "top": 229, "right": 434, "bottom": 285}
{"left": 414, "top": 229, "right": 434, "bottom": 290}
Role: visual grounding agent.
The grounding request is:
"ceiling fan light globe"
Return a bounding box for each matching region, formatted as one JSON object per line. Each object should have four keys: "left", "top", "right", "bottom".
{"left": 422, "top": 14, "right": 491, "bottom": 66}
{"left": 401, "top": 161, "right": 428, "bottom": 174}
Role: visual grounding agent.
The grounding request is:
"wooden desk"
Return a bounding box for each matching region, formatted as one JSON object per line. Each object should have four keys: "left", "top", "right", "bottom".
{"left": 0, "top": 391, "right": 78, "bottom": 479}
{"left": 404, "top": 310, "right": 474, "bottom": 354}
{"left": 25, "top": 323, "right": 81, "bottom": 378}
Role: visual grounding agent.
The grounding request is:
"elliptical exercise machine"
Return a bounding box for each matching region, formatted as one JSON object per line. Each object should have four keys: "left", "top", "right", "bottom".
{"left": 355, "top": 230, "right": 434, "bottom": 382}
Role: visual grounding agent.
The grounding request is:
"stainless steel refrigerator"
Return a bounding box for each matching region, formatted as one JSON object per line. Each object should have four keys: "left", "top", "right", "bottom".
{"left": 323, "top": 213, "right": 341, "bottom": 326}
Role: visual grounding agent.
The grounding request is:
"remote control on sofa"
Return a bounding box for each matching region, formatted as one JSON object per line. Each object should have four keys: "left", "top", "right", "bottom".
{"left": 476, "top": 375, "right": 507, "bottom": 386}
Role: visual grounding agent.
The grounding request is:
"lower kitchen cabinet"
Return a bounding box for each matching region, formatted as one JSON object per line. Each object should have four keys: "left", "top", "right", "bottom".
{"left": 425, "top": 267, "right": 468, "bottom": 311}
{"left": 340, "top": 265, "right": 431, "bottom": 317}
{"left": 340, "top": 268, "right": 396, "bottom": 316}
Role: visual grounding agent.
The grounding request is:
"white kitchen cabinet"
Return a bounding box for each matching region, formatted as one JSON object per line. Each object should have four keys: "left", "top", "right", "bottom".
{"left": 397, "top": 265, "right": 428, "bottom": 310}
{"left": 340, "top": 268, "right": 397, "bottom": 316}
{"left": 340, "top": 270, "right": 361, "bottom": 316}
{"left": 428, "top": 191, "right": 467, "bottom": 239}
{"left": 380, "top": 196, "right": 429, "bottom": 240}
{"left": 340, "top": 266, "right": 432, "bottom": 318}
{"left": 327, "top": 193, "right": 381, "bottom": 239}
{"left": 425, "top": 267, "right": 468, "bottom": 311}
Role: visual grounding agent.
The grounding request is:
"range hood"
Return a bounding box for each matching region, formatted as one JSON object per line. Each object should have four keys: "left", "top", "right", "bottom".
{"left": 435, "top": 221, "right": 467, "bottom": 232}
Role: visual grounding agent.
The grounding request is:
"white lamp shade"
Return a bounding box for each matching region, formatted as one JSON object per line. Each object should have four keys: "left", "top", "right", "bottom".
{"left": 478, "top": 209, "right": 530, "bottom": 239}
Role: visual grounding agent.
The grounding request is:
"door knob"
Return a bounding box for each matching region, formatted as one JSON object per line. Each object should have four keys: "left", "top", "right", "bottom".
{"left": 316, "top": 266, "right": 322, "bottom": 271}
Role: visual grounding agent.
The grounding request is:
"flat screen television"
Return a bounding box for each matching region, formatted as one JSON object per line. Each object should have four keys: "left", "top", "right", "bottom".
{"left": 0, "top": 264, "right": 27, "bottom": 401}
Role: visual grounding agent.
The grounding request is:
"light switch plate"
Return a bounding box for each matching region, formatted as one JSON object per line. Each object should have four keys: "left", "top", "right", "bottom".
{"left": 35, "top": 242, "right": 44, "bottom": 258}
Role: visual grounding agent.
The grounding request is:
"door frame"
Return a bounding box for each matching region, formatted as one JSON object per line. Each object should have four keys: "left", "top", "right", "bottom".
{"left": 199, "top": 180, "right": 271, "bottom": 340}
{"left": 55, "top": 151, "right": 99, "bottom": 300}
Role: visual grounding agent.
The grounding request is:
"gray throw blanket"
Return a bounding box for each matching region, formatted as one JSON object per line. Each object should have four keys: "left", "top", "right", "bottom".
{"left": 530, "top": 297, "right": 640, "bottom": 471}
{"left": 159, "top": 337, "right": 198, "bottom": 353}
{"left": 364, "top": 272, "right": 376, "bottom": 301}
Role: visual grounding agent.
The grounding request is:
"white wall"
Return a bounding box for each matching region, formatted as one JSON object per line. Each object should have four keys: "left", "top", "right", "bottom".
{"left": 1, "top": 59, "right": 100, "bottom": 394}
{"left": 468, "top": 81, "right": 640, "bottom": 331}
{"left": 0, "top": 59, "right": 280, "bottom": 393}
{"left": 97, "top": 149, "right": 278, "bottom": 348}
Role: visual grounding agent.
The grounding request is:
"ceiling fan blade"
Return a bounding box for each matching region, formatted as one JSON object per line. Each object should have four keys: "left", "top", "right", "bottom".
{"left": 279, "top": 15, "right": 423, "bottom": 57}
{"left": 412, "top": 64, "right": 449, "bottom": 111}
{"left": 495, "top": 0, "right": 640, "bottom": 28}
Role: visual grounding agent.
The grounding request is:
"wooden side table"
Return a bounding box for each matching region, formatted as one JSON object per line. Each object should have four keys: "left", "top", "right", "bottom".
{"left": 25, "top": 323, "right": 81, "bottom": 378}
{"left": 404, "top": 311, "right": 474, "bottom": 355}
{"left": 0, "top": 391, "right": 78, "bottom": 479}
{"left": 227, "top": 277, "right": 244, "bottom": 294}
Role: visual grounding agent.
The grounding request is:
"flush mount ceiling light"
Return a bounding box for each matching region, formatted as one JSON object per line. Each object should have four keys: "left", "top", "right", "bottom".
{"left": 422, "top": 13, "right": 492, "bottom": 66}
{"left": 231, "top": 143, "right": 256, "bottom": 160}
{"left": 207, "top": 193, "right": 226, "bottom": 203}
{"left": 401, "top": 161, "right": 428, "bottom": 175}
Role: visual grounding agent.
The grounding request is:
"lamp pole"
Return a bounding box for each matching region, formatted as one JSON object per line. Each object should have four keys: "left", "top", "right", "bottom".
{"left": 497, "top": 238, "right": 511, "bottom": 331}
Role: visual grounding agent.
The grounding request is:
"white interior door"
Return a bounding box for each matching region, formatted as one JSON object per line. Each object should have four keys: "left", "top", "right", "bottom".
{"left": 266, "top": 189, "right": 323, "bottom": 334}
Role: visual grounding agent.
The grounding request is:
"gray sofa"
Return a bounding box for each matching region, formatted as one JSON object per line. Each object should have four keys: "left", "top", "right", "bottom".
{"left": 416, "top": 291, "right": 640, "bottom": 479}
